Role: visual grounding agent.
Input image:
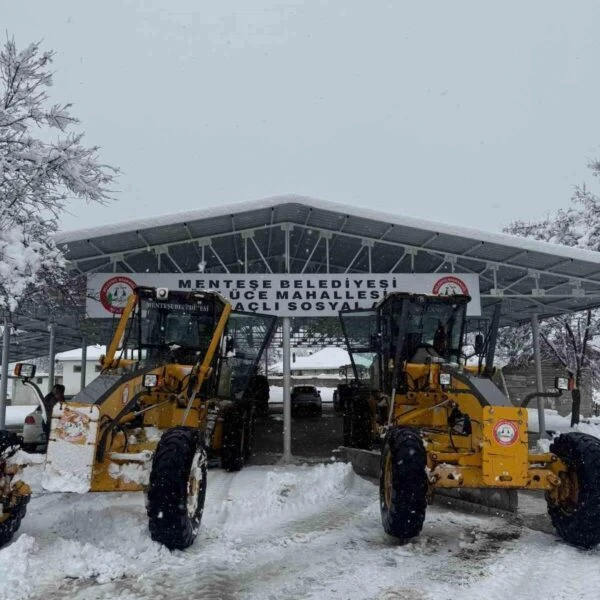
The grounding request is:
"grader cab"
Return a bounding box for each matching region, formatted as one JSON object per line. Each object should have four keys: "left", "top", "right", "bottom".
{"left": 0, "top": 286, "right": 275, "bottom": 550}
{"left": 340, "top": 292, "right": 600, "bottom": 548}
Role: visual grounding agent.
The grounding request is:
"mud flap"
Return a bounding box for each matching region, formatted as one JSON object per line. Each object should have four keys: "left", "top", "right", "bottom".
{"left": 42, "top": 405, "right": 100, "bottom": 493}
{"left": 338, "top": 446, "right": 518, "bottom": 514}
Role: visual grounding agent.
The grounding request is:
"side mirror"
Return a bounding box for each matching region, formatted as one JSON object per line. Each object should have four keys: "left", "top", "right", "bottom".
{"left": 474, "top": 334, "right": 484, "bottom": 355}
{"left": 14, "top": 363, "right": 36, "bottom": 379}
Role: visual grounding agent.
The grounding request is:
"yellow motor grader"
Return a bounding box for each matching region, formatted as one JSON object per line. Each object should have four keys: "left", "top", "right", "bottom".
{"left": 339, "top": 292, "right": 600, "bottom": 548}
{"left": 0, "top": 286, "right": 275, "bottom": 550}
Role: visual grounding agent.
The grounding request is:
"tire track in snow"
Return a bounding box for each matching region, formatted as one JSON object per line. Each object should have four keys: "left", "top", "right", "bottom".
{"left": 91, "top": 466, "right": 379, "bottom": 600}
{"left": 41, "top": 488, "right": 518, "bottom": 600}
{"left": 459, "top": 528, "right": 600, "bottom": 600}
{"left": 22, "top": 464, "right": 600, "bottom": 600}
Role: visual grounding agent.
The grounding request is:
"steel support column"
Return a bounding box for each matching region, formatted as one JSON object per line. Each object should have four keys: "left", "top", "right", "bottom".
{"left": 0, "top": 317, "right": 11, "bottom": 429}
{"left": 80, "top": 339, "right": 87, "bottom": 392}
{"left": 531, "top": 314, "right": 547, "bottom": 439}
{"left": 282, "top": 316, "right": 292, "bottom": 462}
{"left": 48, "top": 322, "right": 56, "bottom": 393}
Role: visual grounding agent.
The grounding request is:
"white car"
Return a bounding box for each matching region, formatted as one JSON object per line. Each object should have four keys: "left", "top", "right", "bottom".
{"left": 21, "top": 403, "right": 47, "bottom": 453}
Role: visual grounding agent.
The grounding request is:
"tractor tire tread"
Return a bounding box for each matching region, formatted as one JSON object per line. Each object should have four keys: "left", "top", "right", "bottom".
{"left": 147, "top": 426, "right": 206, "bottom": 550}
{"left": 0, "top": 501, "right": 29, "bottom": 548}
{"left": 547, "top": 432, "right": 600, "bottom": 548}
{"left": 221, "top": 413, "right": 245, "bottom": 472}
{"left": 380, "top": 427, "right": 428, "bottom": 540}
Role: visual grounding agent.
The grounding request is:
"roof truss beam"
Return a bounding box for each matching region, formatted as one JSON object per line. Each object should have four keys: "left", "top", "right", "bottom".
{"left": 62, "top": 221, "right": 600, "bottom": 294}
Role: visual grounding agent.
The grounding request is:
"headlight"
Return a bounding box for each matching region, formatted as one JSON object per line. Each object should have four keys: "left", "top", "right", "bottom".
{"left": 439, "top": 373, "right": 452, "bottom": 386}
{"left": 143, "top": 374, "right": 159, "bottom": 388}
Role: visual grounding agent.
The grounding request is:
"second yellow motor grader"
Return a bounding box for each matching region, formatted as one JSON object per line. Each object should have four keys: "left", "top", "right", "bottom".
{"left": 0, "top": 286, "right": 275, "bottom": 550}
{"left": 339, "top": 292, "right": 600, "bottom": 548}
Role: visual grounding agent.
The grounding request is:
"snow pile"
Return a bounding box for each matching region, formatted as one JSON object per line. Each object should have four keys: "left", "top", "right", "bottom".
{"left": 0, "top": 492, "right": 170, "bottom": 600}
{"left": 108, "top": 458, "right": 151, "bottom": 486}
{"left": 527, "top": 408, "right": 600, "bottom": 440}
{"left": 8, "top": 449, "right": 46, "bottom": 490}
{"left": 2, "top": 460, "right": 600, "bottom": 599}
{"left": 0, "top": 535, "right": 37, "bottom": 598}
{"left": 0, "top": 462, "right": 372, "bottom": 600}
{"left": 217, "top": 462, "right": 364, "bottom": 535}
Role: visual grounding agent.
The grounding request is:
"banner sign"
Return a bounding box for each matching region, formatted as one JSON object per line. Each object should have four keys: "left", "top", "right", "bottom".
{"left": 86, "top": 273, "right": 481, "bottom": 318}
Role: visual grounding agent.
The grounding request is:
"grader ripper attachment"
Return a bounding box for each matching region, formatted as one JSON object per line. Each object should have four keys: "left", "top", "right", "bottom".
{"left": 340, "top": 292, "right": 600, "bottom": 548}
{"left": 0, "top": 286, "right": 275, "bottom": 550}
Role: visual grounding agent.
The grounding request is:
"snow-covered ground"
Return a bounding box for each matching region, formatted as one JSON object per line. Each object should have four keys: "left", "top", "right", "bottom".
{"left": 3, "top": 402, "right": 600, "bottom": 599}
{"left": 3, "top": 457, "right": 600, "bottom": 600}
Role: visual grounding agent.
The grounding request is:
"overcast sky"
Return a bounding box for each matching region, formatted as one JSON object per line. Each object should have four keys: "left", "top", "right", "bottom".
{"left": 5, "top": 0, "right": 600, "bottom": 234}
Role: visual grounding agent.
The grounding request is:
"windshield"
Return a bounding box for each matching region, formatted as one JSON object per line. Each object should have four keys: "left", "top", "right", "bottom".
{"left": 338, "top": 309, "right": 377, "bottom": 385}
{"left": 403, "top": 296, "right": 466, "bottom": 363}
{"left": 216, "top": 311, "right": 276, "bottom": 401}
{"left": 114, "top": 290, "right": 227, "bottom": 366}
{"left": 147, "top": 310, "right": 216, "bottom": 349}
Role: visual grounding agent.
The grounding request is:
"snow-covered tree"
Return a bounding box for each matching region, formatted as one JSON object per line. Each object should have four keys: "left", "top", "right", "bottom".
{"left": 501, "top": 164, "right": 600, "bottom": 404}
{"left": 0, "top": 37, "right": 117, "bottom": 314}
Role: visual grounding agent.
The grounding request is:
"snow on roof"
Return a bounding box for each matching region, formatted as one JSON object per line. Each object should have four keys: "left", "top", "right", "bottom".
{"left": 55, "top": 345, "right": 106, "bottom": 361}
{"left": 269, "top": 346, "right": 370, "bottom": 373}
{"left": 55, "top": 193, "right": 600, "bottom": 264}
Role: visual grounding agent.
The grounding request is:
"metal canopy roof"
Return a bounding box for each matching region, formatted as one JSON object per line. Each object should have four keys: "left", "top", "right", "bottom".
{"left": 6, "top": 194, "right": 600, "bottom": 361}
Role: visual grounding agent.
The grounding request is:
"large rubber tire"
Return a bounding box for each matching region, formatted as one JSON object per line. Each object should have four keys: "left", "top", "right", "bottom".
{"left": 0, "top": 497, "right": 29, "bottom": 548}
{"left": 343, "top": 394, "right": 372, "bottom": 450}
{"left": 255, "top": 397, "right": 269, "bottom": 417}
{"left": 221, "top": 412, "right": 245, "bottom": 472}
{"left": 146, "top": 427, "right": 207, "bottom": 550}
{"left": 546, "top": 432, "right": 600, "bottom": 548}
{"left": 243, "top": 412, "right": 255, "bottom": 462}
{"left": 380, "top": 427, "right": 428, "bottom": 540}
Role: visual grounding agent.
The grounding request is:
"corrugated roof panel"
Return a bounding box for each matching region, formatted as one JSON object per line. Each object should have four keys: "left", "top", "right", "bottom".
{"left": 7, "top": 193, "right": 600, "bottom": 362}
{"left": 422, "top": 233, "right": 484, "bottom": 255}
{"left": 468, "top": 243, "right": 526, "bottom": 262}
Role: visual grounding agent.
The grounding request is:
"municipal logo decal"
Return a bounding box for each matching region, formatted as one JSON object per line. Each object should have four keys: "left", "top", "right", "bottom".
{"left": 56, "top": 408, "right": 91, "bottom": 445}
{"left": 493, "top": 420, "right": 519, "bottom": 447}
{"left": 100, "top": 276, "right": 137, "bottom": 314}
{"left": 432, "top": 276, "right": 469, "bottom": 296}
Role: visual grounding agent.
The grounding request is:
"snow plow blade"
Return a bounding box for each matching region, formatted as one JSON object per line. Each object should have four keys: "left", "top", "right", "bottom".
{"left": 338, "top": 446, "right": 518, "bottom": 515}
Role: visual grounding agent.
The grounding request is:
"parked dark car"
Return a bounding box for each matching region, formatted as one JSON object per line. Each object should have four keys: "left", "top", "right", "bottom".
{"left": 291, "top": 385, "right": 322, "bottom": 417}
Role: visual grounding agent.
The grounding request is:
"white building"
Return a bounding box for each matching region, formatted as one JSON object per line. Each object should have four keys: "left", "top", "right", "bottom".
{"left": 55, "top": 345, "right": 106, "bottom": 397}
{"left": 9, "top": 374, "right": 50, "bottom": 405}
{"left": 269, "top": 347, "right": 371, "bottom": 377}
